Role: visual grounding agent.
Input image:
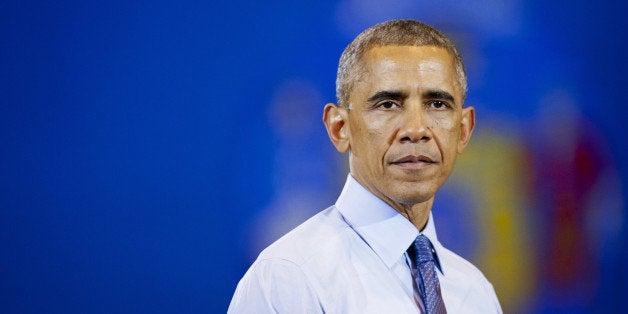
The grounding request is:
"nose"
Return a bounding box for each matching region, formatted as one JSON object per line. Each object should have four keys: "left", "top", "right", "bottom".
{"left": 397, "top": 106, "right": 431, "bottom": 143}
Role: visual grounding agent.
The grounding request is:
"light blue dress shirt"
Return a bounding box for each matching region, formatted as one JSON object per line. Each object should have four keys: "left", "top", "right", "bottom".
{"left": 229, "top": 175, "right": 502, "bottom": 313}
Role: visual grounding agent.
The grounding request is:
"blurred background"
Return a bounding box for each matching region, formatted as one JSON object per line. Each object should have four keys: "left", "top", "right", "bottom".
{"left": 2, "top": 0, "right": 627, "bottom": 313}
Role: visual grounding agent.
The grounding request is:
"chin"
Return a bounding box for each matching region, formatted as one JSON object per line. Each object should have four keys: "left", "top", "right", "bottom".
{"left": 390, "top": 178, "right": 443, "bottom": 204}
{"left": 395, "top": 194, "right": 434, "bottom": 206}
{"left": 389, "top": 186, "right": 436, "bottom": 206}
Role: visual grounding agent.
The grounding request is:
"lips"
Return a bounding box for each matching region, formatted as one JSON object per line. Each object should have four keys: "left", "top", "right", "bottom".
{"left": 390, "top": 154, "right": 436, "bottom": 169}
{"left": 394, "top": 155, "right": 434, "bottom": 163}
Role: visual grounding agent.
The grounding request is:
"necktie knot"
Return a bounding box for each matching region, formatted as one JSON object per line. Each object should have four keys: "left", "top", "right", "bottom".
{"left": 414, "top": 234, "right": 436, "bottom": 264}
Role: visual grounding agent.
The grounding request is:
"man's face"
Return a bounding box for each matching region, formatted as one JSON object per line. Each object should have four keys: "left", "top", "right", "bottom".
{"left": 344, "top": 45, "right": 474, "bottom": 208}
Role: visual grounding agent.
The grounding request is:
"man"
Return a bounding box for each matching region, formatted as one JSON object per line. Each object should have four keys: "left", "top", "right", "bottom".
{"left": 229, "top": 20, "right": 502, "bottom": 313}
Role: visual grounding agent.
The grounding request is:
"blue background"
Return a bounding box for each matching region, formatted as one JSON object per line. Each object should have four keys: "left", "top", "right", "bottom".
{"left": 2, "top": 1, "right": 627, "bottom": 312}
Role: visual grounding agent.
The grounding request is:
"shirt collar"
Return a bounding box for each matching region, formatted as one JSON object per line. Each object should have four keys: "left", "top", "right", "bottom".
{"left": 335, "top": 175, "right": 444, "bottom": 274}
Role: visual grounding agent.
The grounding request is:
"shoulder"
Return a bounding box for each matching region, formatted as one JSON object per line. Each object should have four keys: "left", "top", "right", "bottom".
{"left": 256, "top": 206, "right": 352, "bottom": 265}
{"left": 437, "top": 244, "right": 503, "bottom": 313}
{"left": 228, "top": 257, "right": 322, "bottom": 313}
{"left": 228, "top": 206, "right": 352, "bottom": 313}
{"left": 437, "top": 244, "right": 488, "bottom": 282}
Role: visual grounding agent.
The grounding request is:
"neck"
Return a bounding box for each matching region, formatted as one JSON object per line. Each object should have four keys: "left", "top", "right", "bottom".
{"left": 396, "top": 199, "right": 433, "bottom": 231}
{"left": 373, "top": 191, "right": 434, "bottom": 231}
{"left": 348, "top": 173, "right": 434, "bottom": 231}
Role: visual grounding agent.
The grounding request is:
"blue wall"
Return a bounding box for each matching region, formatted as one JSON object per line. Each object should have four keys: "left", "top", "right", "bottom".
{"left": 2, "top": 1, "right": 627, "bottom": 312}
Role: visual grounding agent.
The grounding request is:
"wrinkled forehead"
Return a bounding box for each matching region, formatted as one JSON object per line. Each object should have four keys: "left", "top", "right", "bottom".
{"left": 355, "top": 45, "right": 462, "bottom": 97}
{"left": 362, "top": 45, "right": 455, "bottom": 68}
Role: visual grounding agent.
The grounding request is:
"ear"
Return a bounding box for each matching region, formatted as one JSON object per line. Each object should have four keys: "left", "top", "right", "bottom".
{"left": 457, "top": 106, "right": 475, "bottom": 154}
{"left": 322, "top": 103, "right": 350, "bottom": 153}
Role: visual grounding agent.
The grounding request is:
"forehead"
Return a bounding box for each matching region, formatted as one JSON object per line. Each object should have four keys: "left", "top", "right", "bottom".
{"left": 355, "top": 45, "right": 461, "bottom": 99}
{"left": 364, "top": 44, "right": 452, "bottom": 62}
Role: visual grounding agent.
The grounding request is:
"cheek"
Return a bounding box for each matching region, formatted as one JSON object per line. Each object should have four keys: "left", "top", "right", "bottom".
{"left": 428, "top": 115, "right": 461, "bottom": 152}
{"left": 357, "top": 114, "right": 395, "bottom": 144}
{"left": 364, "top": 114, "right": 391, "bottom": 134}
{"left": 428, "top": 113, "right": 455, "bottom": 130}
{"left": 350, "top": 116, "right": 394, "bottom": 166}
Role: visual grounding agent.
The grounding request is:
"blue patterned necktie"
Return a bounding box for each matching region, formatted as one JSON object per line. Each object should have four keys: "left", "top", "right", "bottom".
{"left": 409, "top": 234, "right": 447, "bottom": 314}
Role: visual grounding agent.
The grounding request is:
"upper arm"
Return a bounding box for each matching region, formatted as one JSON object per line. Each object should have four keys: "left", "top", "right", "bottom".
{"left": 483, "top": 280, "right": 503, "bottom": 314}
{"left": 228, "top": 258, "right": 322, "bottom": 314}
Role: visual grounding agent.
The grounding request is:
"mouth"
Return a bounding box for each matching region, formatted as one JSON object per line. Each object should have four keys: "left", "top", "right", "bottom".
{"left": 390, "top": 154, "right": 436, "bottom": 169}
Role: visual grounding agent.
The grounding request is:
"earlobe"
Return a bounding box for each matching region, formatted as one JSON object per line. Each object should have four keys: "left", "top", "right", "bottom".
{"left": 322, "top": 103, "right": 350, "bottom": 153}
{"left": 457, "top": 106, "right": 475, "bottom": 154}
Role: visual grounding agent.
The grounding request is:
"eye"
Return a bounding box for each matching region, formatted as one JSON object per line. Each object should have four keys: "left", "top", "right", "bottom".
{"left": 428, "top": 100, "right": 451, "bottom": 110}
{"left": 377, "top": 100, "right": 400, "bottom": 110}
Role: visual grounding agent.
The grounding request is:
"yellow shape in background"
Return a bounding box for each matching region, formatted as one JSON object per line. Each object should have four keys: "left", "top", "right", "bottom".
{"left": 450, "top": 128, "right": 535, "bottom": 312}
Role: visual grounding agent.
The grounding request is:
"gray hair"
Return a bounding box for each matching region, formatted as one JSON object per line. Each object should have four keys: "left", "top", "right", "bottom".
{"left": 336, "top": 20, "right": 467, "bottom": 106}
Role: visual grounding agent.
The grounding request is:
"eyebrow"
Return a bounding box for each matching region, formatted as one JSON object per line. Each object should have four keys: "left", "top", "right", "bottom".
{"left": 367, "top": 90, "right": 408, "bottom": 103}
{"left": 425, "top": 90, "right": 455, "bottom": 103}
